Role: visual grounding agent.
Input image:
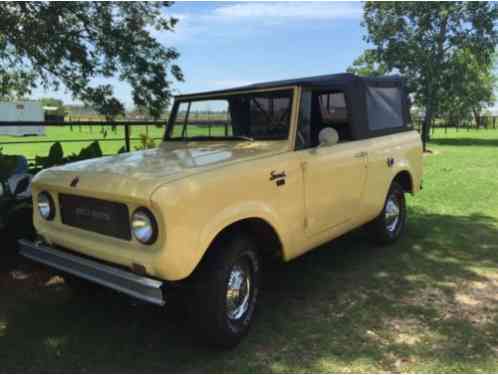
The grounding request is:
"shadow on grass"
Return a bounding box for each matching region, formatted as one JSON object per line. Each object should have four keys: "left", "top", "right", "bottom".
{"left": 1, "top": 208, "right": 497, "bottom": 372}
{"left": 430, "top": 137, "right": 498, "bottom": 148}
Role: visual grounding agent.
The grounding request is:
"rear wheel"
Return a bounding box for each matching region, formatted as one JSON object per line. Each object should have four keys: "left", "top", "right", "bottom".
{"left": 367, "top": 182, "right": 407, "bottom": 245}
{"left": 188, "top": 232, "right": 260, "bottom": 349}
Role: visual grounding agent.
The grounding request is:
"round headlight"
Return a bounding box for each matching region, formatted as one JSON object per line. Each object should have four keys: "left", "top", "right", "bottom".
{"left": 131, "top": 208, "right": 158, "bottom": 245}
{"left": 38, "top": 191, "right": 55, "bottom": 220}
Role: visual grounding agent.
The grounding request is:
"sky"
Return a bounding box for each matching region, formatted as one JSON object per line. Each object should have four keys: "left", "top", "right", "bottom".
{"left": 31, "top": 1, "right": 368, "bottom": 108}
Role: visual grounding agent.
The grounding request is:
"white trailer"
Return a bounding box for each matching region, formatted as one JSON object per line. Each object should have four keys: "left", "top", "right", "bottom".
{"left": 0, "top": 101, "right": 45, "bottom": 136}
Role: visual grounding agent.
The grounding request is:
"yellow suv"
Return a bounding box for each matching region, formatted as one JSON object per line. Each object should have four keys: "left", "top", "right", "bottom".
{"left": 20, "top": 73, "right": 423, "bottom": 348}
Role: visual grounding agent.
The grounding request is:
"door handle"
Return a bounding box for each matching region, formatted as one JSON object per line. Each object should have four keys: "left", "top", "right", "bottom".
{"left": 270, "top": 170, "right": 287, "bottom": 181}
{"left": 354, "top": 151, "right": 368, "bottom": 158}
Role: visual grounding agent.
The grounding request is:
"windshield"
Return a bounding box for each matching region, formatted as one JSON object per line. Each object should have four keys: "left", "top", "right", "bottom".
{"left": 165, "top": 89, "right": 294, "bottom": 141}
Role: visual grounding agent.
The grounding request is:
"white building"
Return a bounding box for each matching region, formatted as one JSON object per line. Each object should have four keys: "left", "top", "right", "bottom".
{"left": 0, "top": 101, "right": 45, "bottom": 136}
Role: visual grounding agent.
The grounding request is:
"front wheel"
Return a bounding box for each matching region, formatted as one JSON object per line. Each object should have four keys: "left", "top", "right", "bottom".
{"left": 367, "top": 182, "right": 407, "bottom": 245}
{"left": 188, "top": 233, "right": 260, "bottom": 349}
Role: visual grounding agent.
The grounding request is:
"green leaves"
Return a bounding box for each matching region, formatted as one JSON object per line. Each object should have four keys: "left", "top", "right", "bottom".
{"left": 35, "top": 142, "right": 64, "bottom": 169}
{"left": 34, "top": 141, "right": 103, "bottom": 169}
{"left": 0, "top": 2, "right": 183, "bottom": 118}
{"left": 346, "top": 49, "right": 388, "bottom": 77}
{"left": 134, "top": 134, "right": 156, "bottom": 151}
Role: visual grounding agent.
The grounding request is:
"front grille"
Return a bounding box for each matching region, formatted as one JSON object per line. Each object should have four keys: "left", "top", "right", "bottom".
{"left": 59, "top": 194, "right": 131, "bottom": 240}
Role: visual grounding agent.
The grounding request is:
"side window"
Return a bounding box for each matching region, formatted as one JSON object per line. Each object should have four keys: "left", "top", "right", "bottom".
{"left": 366, "top": 86, "right": 404, "bottom": 130}
{"left": 296, "top": 90, "right": 352, "bottom": 150}
{"left": 314, "top": 91, "right": 353, "bottom": 144}
{"left": 319, "top": 92, "right": 348, "bottom": 124}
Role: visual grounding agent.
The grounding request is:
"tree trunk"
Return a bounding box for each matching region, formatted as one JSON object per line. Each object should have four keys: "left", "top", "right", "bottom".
{"left": 473, "top": 108, "right": 481, "bottom": 130}
{"left": 420, "top": 14, "right": 448, "bottom": 151}
{"left": 421, "top": 109, "right": 432, "bottom": 152}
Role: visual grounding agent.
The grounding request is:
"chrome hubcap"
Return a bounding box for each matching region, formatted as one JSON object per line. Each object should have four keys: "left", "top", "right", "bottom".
{"left": 385, "top": 194, "right": 400, "bottom": 233}
{"left": 226, "top": 260, "right": 252, "bottom": 321}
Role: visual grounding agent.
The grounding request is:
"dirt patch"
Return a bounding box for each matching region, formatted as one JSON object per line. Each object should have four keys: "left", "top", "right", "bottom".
{"left": 401, "top": 276, "right": 498, "bottom": 328}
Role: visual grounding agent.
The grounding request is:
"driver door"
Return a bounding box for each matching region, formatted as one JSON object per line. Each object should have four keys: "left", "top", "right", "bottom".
{"left": 296, "top": 90, "right": 368, "bottom": 237}
{"left": 299, "top": 143, "right": 367, "bottom": 236}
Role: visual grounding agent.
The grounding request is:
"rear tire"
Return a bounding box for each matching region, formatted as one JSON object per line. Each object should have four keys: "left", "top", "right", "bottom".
{"left": 367, "top": 182, "right": 407, "bottom": 245}
{"left": 188, "top": 232, "right": 261, "bottom": 349}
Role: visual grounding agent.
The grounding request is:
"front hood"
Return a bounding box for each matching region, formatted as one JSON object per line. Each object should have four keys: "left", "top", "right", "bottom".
{"left": 33, "top": 140, "right": 289, "bottom": 201}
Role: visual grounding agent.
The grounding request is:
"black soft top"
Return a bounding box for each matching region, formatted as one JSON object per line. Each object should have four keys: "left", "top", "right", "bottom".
{"left": 175, "top": 73, "right": 411, "bottom": 140}
{"left": 175, "top": 73, "right": 403, "bottom": 98}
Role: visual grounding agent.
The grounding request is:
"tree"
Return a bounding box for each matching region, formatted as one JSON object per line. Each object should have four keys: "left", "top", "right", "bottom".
{"left": 83, "top": 87, "right": 125, "bottom": 122}
{"left": 346, "top": 49, "right": 388, "bottom": 77}
{"left": 39, "top": 97, "right": 63, "bottom": 108}
{"left": 439, "top": 50, "right": 497, "bottom": 129}
{"left": 0, "top": 2, "right": 183, "bottom": 119}
{"left": 357, "top": 2, "right": 498, "bottom": 150}
{"left": 40, "top": 98, "right": 66, "bottom": 121}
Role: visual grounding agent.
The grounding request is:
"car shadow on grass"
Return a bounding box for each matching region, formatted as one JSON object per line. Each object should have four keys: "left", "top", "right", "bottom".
{"left": 1, "top": 208, "right": 497, "bottom": 372}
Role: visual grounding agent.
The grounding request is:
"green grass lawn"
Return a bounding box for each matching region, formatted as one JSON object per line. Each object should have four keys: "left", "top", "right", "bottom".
{"left": 1, "top": 128, "right": 497, "bottom": 372}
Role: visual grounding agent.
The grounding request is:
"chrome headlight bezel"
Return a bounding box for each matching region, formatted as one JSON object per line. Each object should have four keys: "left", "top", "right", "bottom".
{"left": 37, "top": 191, "right": 55, "bottom": 220}
{"left": 131, "top": 208, "right": 158, "bottom": 245}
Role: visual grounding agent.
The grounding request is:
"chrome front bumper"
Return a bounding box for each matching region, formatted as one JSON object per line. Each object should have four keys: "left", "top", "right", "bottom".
{"left": 18, "top": 239, "right": 165, "bottom": 306}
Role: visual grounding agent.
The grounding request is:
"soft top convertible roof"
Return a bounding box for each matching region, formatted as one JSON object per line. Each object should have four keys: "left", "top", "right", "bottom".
{"left": 174, "top": 73, "right": 411, "bottom": 139}
{"left": 175, "top": 73, "right": 403, "bottom": 98}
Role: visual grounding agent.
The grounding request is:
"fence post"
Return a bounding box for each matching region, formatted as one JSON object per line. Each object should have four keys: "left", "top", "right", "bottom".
{"left": 124, "top": 123, "right": 131, "bottom": 152}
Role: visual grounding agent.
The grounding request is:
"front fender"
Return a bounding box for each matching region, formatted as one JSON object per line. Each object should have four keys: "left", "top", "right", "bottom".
{"left": 151, "top": 183, "right": 289, "bottom": 281}
{"left": 198, "top": 201, "right": 284, "bottom": 260}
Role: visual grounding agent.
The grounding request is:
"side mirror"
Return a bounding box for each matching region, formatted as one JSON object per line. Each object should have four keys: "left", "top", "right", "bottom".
{"left": 318, "top": 127, "right": 339, "bottom": 147}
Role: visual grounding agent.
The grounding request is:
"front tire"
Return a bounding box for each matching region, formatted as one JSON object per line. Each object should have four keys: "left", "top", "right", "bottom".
{"left": 189, "top": 232, "right": 261, "bottom": 349}
{"left": 367, "top": 181, "right": 407, "bottom": 245}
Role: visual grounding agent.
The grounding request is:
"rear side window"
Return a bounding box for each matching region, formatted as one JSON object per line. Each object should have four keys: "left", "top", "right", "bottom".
{"left": 366, "top": 86, "right": 404, "bottom": 130}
